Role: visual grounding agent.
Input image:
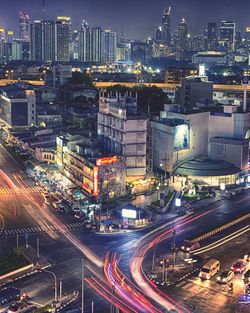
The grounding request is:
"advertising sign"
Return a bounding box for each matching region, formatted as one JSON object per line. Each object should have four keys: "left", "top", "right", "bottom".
{"left": 173, "top": 124, "right": 190, "bottom": 151}
{"left": 122, "top": 209, "right": 137, "bottom": 219}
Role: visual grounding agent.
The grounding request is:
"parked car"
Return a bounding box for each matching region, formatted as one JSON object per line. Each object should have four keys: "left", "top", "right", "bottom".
{"left": 231, "top": 260, "right": 246, "bottom": 273}
{"left": 217, "top": 271, "right": 234, "bottom": 284}
{"left": 199, "top": 259, "right": 220, "bottom": 280}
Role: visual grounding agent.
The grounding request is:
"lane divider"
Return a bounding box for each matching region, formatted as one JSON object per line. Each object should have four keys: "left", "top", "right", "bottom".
{"left": 191, "top": 213, "right": 250, "bottom": 243}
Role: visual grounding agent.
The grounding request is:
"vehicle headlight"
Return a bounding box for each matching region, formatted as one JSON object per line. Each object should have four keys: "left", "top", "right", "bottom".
{"left": 217, "top": 277, "right": 221, "bottom": 281}
{"left": 222, "top": 278, "right": 226, "bottom": 282}
{"left": 187, "top": 247, "right": 190, "bottom": 251}
{"left": 199, "top": 273, "right": 202, "bottom": 277}
{"left": 181, "top": 246, "right": 185, "bottom": 250}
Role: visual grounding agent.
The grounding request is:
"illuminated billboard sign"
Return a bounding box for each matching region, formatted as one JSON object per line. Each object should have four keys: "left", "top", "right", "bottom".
{"left": 96, "top": 156, "right": 118, "bottom": 167}
{"left": 173, "top": 124, "right": 190, "bottom": 151}
{"left": 122, "top": 209, "right": 137, "bottom": 219}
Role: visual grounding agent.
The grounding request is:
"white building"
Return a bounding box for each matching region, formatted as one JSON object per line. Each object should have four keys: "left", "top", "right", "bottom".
{"left": 97, "top": 94, "right": 148, "bottom": 178}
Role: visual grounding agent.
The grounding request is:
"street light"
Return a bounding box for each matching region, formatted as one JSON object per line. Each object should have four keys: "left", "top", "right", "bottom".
{"left": 37, "top": 268, "right": 58, "bottom": 303}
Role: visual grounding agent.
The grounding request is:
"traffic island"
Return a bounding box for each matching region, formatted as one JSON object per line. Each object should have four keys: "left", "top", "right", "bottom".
{"left": 0, "top": 249, "right": 32, "bottom": 281}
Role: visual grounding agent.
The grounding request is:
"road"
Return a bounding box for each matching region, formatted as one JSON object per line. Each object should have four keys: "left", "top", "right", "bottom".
{"left": 0, "top": 142, "right": 250, "bottom": 312}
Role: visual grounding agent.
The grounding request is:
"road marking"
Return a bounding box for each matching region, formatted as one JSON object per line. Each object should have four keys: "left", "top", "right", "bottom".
{"left": 175, "top": 280, "right": 187, "bottom": 287}
{"left": 182, "top": 283, "right": 193, "bottom": 290}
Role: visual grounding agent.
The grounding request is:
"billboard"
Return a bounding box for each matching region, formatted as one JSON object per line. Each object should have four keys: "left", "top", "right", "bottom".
{"left": 173, "top": 124, "right": 190, "bottom": 151}
{"left": 122, "top": 209, "right": 137, "bottom": 219}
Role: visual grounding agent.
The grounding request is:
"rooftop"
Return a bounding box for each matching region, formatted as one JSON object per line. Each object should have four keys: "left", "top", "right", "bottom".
{"left": 174, "top": 157, "right": 241, "bottom": 177}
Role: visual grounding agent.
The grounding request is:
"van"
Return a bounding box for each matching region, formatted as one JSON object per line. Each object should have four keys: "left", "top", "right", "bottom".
{"left": 199, "top": 259, "right": 220, "bottom": 280}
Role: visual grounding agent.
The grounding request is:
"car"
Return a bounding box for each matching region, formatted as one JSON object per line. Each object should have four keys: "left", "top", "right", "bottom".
{"left": 217, "top": 271, "right": 234, "bottom": 283}
{"left": 180, "top": 240, "right": 200, "bottom": 253}
{"left": 242, "top": 269, "right": 250, "bottom": 282}
{"left": 231, "top": 260, "right": 246, "bottom": 273}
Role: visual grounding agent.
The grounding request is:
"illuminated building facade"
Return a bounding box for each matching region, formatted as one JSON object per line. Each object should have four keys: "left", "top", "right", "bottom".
{"left": 55, "top": 16, "right": 71, "bottom": 62}
{"left": 19, "top": 12, "right": 30, "bottom": 42}
{"left": 56, "top": 135, "right": 126, "bottom": 198}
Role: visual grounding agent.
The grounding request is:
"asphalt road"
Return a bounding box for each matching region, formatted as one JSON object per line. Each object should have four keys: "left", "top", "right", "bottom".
{"left": 1, "top": 142, "right": 250, "bottom": 313}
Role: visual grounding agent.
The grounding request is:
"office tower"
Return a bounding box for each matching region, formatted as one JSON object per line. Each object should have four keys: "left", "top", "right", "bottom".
{"left": 245, "top": 27, "right": 250, "bottom": 49}
{"left": 103, "top": 30, "right": 117, "bottom": 63}
{"left": 55, "top": 16, "right": 71, "bottom": 62}
{"left": 176, "top": 18, "right": 188, "bottom": 59}
{"left": 91, "top": 27, "right": 103, "bottom": 63}
{"left": 6, "top": 31, "right": 14, "bottom": 43}
{"left": 191, "top": 35, "right": 206, "bottom": 52}
{"left": 131, "top": 41, "right": 149, "bottom": 64}
{"left": 207, "top": 22, "right": 218, "bottom": 50}
{"left": 19, "top": 12, "right": 30, "bottom": 41}
{"left": 30, "top": 20, "right": 55, "bottom": 62}
{"left": 155, "top": 26, "right": 162, "bottom": 43}
{"left": 0, "top": 28, "right": 6, "bottom": 41}
{"left": 79, "top": 20, "right": 90, "bottom": 62}
{"left": 220, "top": 21, "right": 235, "bottom": 51}
{"left": 71, "top": 30, "right": 79, "bottom": 60}
{"left": 162, "top": 7, "right": 171, "bottom": 46}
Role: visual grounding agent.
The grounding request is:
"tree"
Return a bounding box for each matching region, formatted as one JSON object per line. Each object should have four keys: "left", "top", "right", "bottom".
{"left": 107, "top": 84, "right": 169, "bottom": 115}
{"left": 69, "top": 71, "right": 94, "bottom": 87}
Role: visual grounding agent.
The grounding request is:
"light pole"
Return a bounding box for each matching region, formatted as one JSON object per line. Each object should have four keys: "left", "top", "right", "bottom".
{"left": 37, "top": 268, "right": 58, "bottom": 303}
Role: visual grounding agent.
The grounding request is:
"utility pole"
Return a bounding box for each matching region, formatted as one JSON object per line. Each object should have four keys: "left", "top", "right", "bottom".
{"left": 91, "top": 301, "right": 94, "bottom": 313}
{"left": 16, "top": 234, "right": 19, "bottom": 249}
{"left": 152, "top": 242, "right": 156, "bottom": 272}
{"left": 59, "top": 281, "right": 62, "bottom": 304}
{"left": 37, "top": 238, "right": 40, "bottom": 259}
{"left": 82, "top": 259, "right": 85, "bottom": 313}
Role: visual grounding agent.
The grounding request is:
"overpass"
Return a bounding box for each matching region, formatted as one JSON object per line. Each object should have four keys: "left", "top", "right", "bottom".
{"left": 0, "top": 79, "right": 45, "bottom": 86}
{"left": 94, "top": 81, "right": 249, "bottom": 93}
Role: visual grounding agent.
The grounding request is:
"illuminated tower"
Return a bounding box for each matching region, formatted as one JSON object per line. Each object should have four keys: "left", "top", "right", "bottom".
{"left": 162, "top": 7, "right": 171, "bottom": 46}
{"left": 19, "top": 12, "right": 30, "bottom": 41}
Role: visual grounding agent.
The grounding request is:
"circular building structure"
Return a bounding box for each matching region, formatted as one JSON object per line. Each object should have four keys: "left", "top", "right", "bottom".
{"left": 174, "top": 157, "right": 242, "bottom": 187}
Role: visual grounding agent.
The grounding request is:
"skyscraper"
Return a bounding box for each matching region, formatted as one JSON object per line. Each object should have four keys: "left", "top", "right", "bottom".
{"left": 55, "top": 16, "right": 71, "bottom": 62}
{"left": 30, "top": 20, "right": 55, "bottom": 62}
{"left": 162, "top": 7, "right": 171, "bottom": 46}
{"left": 103, "top": 30, "right": 117, "bottom": 63}
{"left": 220, "top": 21, "right": 235, "bottom": 51}
{"left": 19, "top": 12, "right": 30, "bottom": 41}
{"left": 176, "top": 18, "right": 188, "bottom": 59}
{"left": 207, "top": 23, "right": 218, "bottom": 50}
{"left": 79, "top": 20, "right": 90, "bottom": 62}
{"left": 90, "top": 27, "right": 103, "bottom": 63}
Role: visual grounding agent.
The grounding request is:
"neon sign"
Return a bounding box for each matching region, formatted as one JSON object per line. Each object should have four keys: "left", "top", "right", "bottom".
{"left": 93, "top": 166, "right": 99, "bottom": 196}
{"left": 96, "top": 156, "right": 118, "bottom": 167}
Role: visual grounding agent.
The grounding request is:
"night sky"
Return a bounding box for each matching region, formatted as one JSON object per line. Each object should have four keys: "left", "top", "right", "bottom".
{"left": 0, "top": 0, "right": 248, "bottom": 39}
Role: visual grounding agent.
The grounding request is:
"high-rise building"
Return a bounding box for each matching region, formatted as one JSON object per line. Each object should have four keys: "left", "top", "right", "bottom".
{"left": 30, "top": 20, "right": 55, "bottom": 62}
{"left": 155, "top": 26, "right": 162, "bottom": 43}
{"left": 244, "top": 27, "right": 250, "bottom": 49}
{"left": 19, "top": 12, "right": 30, "bottom": 42}
{"left": 103, "top": 30, "right": 117, "bottom": 63}
{"left": 176, "top": 18, "right": 188, "bottom": 59}
{"left": 55, "top": 16, "right": 71, "bottom": 62}
{"left": 220, "top": 21, "right": 235, "bottom": 51}
{"left": 79, "top": 20, "right": 90, "bottom": 62}
{"left": 90, "top": 27, "right": 103, "bottom": 63}
{"left": 162, "top": 7, "right": 171, "bottom": 46}
{"left": 131, "top": 41, "right": 149, "bottom": 64}
{"left": 207, "top": 22, "right": 218, "bottom": 50}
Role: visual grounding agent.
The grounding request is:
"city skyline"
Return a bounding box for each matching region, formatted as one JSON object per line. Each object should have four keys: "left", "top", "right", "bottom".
{"left": 0, "top": 0, "right": 249, "bottom": 39}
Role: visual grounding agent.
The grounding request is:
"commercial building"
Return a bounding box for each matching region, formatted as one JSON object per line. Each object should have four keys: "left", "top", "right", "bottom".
{"left": 97, "top": 93, "right": 148, "bottom": 178}
{"left": 207, "top": 23, "right": 218, "bottom": 51}
{"left": 220, "top": 21, "right": 236, "bottom": 51}
{"left": 30, "top": 20, "right": 55, "bottom": 62}
{"left": 178, "top": 76, "right": 213, "bottom": 107}
{"left": 151, "top": 103, "right": 250, "bottom": 187}
{"left": 78, "top": 20, "right": 91, "bottom": 63}
{"left": 55, "top": 17, "right": 71, "bottom": 62}
{"left": 91, "top": 27, "right": 103, "bottom": 63}
{"left": 192, "top": 51, "right": 227, "bottom": 66}
{"left": 19, "top": 12, "right": 30, "bottom": 42}
{"left": 103, "top": 30, "right": 117, "bottom": 63}
{"left": 0, "top": 84, "right": 36, "bottom": 128}
{"left": 56, "top": 134, "right": 126, "bottom": 198}
{"left": 161, "top": 7, "right": 171, "bottom": 46}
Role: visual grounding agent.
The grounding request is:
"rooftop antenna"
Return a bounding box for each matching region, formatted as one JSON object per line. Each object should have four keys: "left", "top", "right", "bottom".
{"left": 42, "top": 0, "right": 46, "bottom": 19}
{"left": 121, "top": 22, "right": 124, "bottom": 38}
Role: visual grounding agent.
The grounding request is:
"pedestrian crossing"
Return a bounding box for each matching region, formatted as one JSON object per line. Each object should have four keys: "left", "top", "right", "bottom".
{"left": 0, "top": 186, "right": 42, "bottom": 196}
{"left": 3, "top": 222, "right": 86, "bottom": 236}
